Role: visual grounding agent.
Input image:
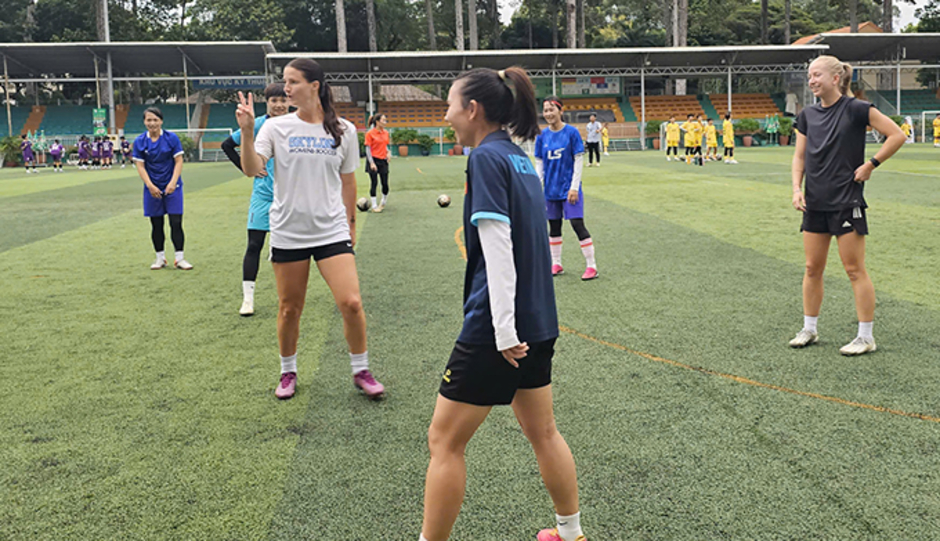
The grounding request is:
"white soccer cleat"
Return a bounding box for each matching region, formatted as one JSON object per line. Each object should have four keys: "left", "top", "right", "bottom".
{"left": 789, "top": 329, "right": 819, "bottom": 348}
{"left": 239, "top": 299, "right": 254, "bottom": 317}
{"left": 840, "top": 336, "right": 877, "bottom": 356}
{"left": 174, "top": 259, "right": 193, "bottom": 270}
{"left": 151, "top": 258, "right": 167, "bottom": 270}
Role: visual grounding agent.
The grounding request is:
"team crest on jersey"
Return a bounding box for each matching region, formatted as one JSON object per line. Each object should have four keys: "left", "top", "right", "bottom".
{"left": 546, "top": 148, "right": 564, "bottom": 160}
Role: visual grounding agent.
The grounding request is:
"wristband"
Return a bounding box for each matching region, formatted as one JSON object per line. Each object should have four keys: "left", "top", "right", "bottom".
{"left": 869, "top": 157, "right": 881, "bottom": 168}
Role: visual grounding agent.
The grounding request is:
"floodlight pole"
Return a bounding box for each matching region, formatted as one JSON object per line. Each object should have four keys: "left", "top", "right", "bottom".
{"left": 183, "top": 55, "right": 191, "bottom": 131}
{"left": 640, "top": 66, "right": 646, "bottom": 151}
{"left": 896, "top": 62, "right": 901, "bottom": 115}
{"left": 368, "top": 62, "right": 374, "bottom": 117}
{"left": 4, "top": 55, "right": 11, "bottom": 137}
{"left": 94, "top": 56, "right": 101, "bottom": 110}
{"left": 101, "top": 0, "right": 115, "bottom": 134}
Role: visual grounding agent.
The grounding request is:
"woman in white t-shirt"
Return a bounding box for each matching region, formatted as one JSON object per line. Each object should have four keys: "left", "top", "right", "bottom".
{"left": 236, "top": 58, "right": 385, "bottom": 401}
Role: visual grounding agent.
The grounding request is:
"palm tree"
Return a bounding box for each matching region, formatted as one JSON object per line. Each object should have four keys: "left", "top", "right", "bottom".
{"left": 468, "top": 0, "right": 478, "bottom": 49}
{"left": 578, "top": 0, "right": 585, "bottom": 48}
{"left": 784, "top": 0, "right": 791, "bottom": 43}
{"left": 336, "top": 0, "right": 347, "bottom": 52}
{"left": 366, "top": 0, "right": 377, "bottom": 51}
{"left": 850, "top": 0, "right": 858, "bottom": 33}
{"left": 426, "top": 0, "right": 437, "bottom": 49}
{"left": 883, "top": 0, "right": 893, "bottom": 32}
{"left": 455, "top": 0, "right": 465, "bottom": 50}
{"left": 566, "top": 0, "right": 576, "bottom": 48}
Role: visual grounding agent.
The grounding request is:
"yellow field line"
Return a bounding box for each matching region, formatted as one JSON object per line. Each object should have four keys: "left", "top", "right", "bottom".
{"left": 453, "top": 226, "right": 940, "bottom": 424}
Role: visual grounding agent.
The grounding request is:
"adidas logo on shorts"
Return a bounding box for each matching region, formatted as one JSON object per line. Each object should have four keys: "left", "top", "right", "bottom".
{"left": 842, "top": 221, "right": 852, "bottom": 228}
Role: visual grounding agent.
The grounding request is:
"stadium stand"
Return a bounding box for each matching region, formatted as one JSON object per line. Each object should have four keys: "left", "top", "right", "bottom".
{"left": 379, "top": 101, "right": 449, "bottom": 127}
{"left": 555, "top": 97, "right": 625, "bottom": 123}
{"left": 334, "top": 102, "right": 366, "bottom": 129}
{"left": 627, "top": 95, "right": 704, "bottom": 121}
{"left": 22, "top": 106, "right": 45, "bottom": 135}
{"left": 894, "top": 88, "right": 940, "bottom": 117}
{"left": 34, "top": 106, "right": 89, "bottom": 135}
{"left": 709, "top": 94, "right": 783, "bottom": 118}
{"left": 123, "top": 104, "right": 189, "bottom": 135}
{"left": 9, "top": 106, "right": 31, "bottom": 135}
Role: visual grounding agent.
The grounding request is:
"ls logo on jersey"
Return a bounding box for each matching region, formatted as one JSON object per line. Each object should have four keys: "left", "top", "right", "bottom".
{"left": 546, "top": 148, "right": 565, "bottom": 160}
{"left": 508, "top": 154, "right": 537, "bottom": 176}
{"left": 288, "top": 136, "right": 337, "bottom": 155}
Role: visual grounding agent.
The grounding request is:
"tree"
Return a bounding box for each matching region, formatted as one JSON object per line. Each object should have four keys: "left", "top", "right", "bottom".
{"left": 760, "top": 0, "right": 768, "bottom": 43}
{"left": 784, "top": 0, "right": 791, "bottom": 43}
{"left": 455, "top": 0, "right": 464, "bottom": 49}
{"left": 849, "top": 0, "right": 857, "bottom": 32}
{"left": 426, "top": 0, "right": 437, "bottom": 49}
{"left": 336, "top": 0, "right": 348, "bottom": 52}
{"left": 883, "top": 0, "right": 892, "bottom": 32}
{"left": 566, "top": 0, "right": 575, "bottom": 47}
{"left": 366, "top": 0, "right": 377, "bottom": 51}
{"left": 468, "top": 0, "right": 478, "bottom": 49}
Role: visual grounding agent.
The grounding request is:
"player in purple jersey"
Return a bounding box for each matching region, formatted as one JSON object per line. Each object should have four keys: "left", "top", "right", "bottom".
{"left": 92, "top": 137, "right": 103, "bottom": 169}
{"left": 77, "top": 136, "right": 90, "bottom": 169}
{"left": 20, "top": 135, "right": 37, "bottom": 174}
{"left": 102, "top": 137, "right": 114, "bottom": 169}
{"left": 119, "top": 136, "right": 132, "bottom": 168}
{"left": 49, "top": 139, "right": 64, "bottom": 172}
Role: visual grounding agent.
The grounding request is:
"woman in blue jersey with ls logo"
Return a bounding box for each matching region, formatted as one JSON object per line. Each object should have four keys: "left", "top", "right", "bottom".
{"left": 535, "top": 97, "right": 599, "bottom": 281}
{"left": 133, "top": 107, "right": 192, "bottom": 271}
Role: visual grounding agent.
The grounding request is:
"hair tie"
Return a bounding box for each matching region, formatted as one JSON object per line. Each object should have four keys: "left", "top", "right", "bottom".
{"left": 498, "top": 70, "right": 507, "bottom": 82}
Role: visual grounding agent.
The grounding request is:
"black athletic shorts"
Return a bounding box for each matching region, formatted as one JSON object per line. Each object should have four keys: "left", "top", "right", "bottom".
{"left": 439, "top": 338, "right": 555, "bottom": 406}
{"left": 270, "top": 240, "right": 355, "bottom": 263}
{"left": 801, "top": 207, "right": 868, "bottom": 236}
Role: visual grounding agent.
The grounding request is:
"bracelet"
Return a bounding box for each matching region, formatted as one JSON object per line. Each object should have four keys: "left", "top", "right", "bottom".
{"left": 869, "top": 157, "right": 881, "bottom": 168}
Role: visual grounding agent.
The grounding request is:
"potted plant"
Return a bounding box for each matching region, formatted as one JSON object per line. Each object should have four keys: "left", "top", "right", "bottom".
{"left": 392, "top": 128, "right": 417, "bottom": 157}
{"left": 645, "top": 120, "right": 662, "bottom": 150}
{"left": 416, "top": 133, "right": 435, "bottom": 156}
{"left": 778, "top": 117, "right": 793, "bottom": 146}
{"left": 736, "top": 118, "right": 760, "bottom": 147}
{"left": 1, "top": 136, "right": 22, "bottom": 167}
{"left": 444, "top": 127, "right": 462, "bottom": 156}
{"left": 357, "top": 131, "right": 366, "bottom": 158}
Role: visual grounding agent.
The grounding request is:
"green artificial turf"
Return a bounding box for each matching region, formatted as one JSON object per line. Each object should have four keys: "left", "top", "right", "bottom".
{"left": 1, "top": 146, "right": 939, "bottom": 540}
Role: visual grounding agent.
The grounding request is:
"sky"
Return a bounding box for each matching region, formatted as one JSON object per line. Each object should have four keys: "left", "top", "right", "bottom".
{"left": 498, "top": 0, "right": 927, "bottom": 32}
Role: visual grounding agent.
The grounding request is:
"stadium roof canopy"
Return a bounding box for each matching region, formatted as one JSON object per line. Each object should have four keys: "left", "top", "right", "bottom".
{"left": 808, "top": 33, "right": 940, "bottom": 64}
{"left": 268, "top": 45, "right": 829, "bottom": 82}
{"left": 0, "top": 41, "right": 276, "bottom": 82}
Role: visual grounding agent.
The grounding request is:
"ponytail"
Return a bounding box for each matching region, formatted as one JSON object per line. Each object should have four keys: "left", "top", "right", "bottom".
{"left": 368, "top": 113, "right": 386, "bottom": 128}
{"left": 454, "top": 66, "right": 540, "bottom": 141}
{"left": 840, "top": 62, "right": 853, "bottom": 97}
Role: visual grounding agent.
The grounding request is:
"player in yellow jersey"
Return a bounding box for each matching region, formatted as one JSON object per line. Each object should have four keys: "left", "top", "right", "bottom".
{"left": 665, "top": 116, "right": 681, "bottom": 161}
{"left": 722, "top": 112, "right": 737, "bottom": 164}
{"left": 705, "top": 118, "right": 719, "bottom": 161}
{"left": 601, "top": 122, "right": 610, "bottom": 155}
{"left": 900, "top": 116, "right": 913, "bottom": 144}
{"left": 680, "top": 114, "right": 695, "bottom": 163}
{"left": 933, "top": 113, "right": 940, "bottom": 147}
{"left": 689, "top": 114, "right": 705, "bottom": 166}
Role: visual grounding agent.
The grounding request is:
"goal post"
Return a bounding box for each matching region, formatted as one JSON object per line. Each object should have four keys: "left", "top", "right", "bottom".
{"left": 170, "top": 128, "right": 234, "bottom": 162}
{"left": 921, "top": 111, "right": 940, "bottom": 144}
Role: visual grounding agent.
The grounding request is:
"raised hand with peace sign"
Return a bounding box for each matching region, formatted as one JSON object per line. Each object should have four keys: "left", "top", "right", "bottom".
{"left": 235, "top": 91, "right": 256, "bottom": 133}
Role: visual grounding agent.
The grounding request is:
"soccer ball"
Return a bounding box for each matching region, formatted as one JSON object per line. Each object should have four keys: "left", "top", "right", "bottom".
{"left": 437, "top": 194, "right": 451, "bottom": 208}
{"left": 356, "top": 197, "right": 371, "bottom": 212}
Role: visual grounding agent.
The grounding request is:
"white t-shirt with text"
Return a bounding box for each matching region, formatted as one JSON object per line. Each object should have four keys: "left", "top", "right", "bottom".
{"left": 254, "top": 114, "right": 359, "bottom": 249}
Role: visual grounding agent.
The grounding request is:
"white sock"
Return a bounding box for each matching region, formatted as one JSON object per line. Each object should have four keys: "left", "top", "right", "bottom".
{"left": 804, "top": 315, "right": 818, "bottom": 333}
{"left": 556, "top": 511, "right": 583, "bottom": 541}
{"left": 156, "top": 251, "right": 166, "bottom": 261}
{"left": 350, "top": 351, "right": 369, "bottom": 375}
{"left": 550, "top": 237, "right": 563, "bottom": 266}
{"left": 858, "top": 321, "right": 873, "bottom": 340}
{"left": 371, "top": 196, "right": 378, "bottom": 208}
{"left": 175, "top": 250, "right": 184, "bottom": 262}
{"left": 280, "top": 353, "right": 297, "bottom": 374}
{"left": 243, "top": 281, "right": 255, "bottom": 301}
{"left": 579, "top": 238, "right": 596, "bottom": 269}
{"left": 381, "top": 194, "right": 388, "bottom": 206}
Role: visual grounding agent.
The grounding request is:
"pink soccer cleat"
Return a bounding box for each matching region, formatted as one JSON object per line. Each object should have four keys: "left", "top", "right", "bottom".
{"left": 581, "top": 267, "right": 598, "bottom": 281}
{"left": 275, "top": 372, "right": 296, "bottom": 400}
{"left": 537, "top": 529, "right": 586, "bottom": 541}
{"left": 353, "top": 370, "right": 385, "bottom": 399}
{"left": 551, "top": 264, "right": 564, "bottom": 276}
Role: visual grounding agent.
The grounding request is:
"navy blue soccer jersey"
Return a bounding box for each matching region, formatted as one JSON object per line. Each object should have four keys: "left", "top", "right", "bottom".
{"left": 133, "top": 130, "right": 183, "bottom": 187}
{"left": 459, "top": 130, "right": 559, "bottom": 347}
{"left": 534, "top": 124, "right": 584, "bottom": 201}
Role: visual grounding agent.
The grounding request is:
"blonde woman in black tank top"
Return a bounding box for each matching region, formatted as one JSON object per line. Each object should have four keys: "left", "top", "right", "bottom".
{"left": 789, "top": 55, "right": 905, "bottom": 356}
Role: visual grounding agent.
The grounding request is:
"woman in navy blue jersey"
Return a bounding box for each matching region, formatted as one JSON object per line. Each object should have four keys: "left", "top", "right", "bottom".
{"left": 789, "top": 55, "right": 904, "bottom": 355}
{"left": 419, "top": 66, "right": 587, "bottom": 541}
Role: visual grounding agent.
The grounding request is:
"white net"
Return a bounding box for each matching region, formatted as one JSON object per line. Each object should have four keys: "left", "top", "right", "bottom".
{"left": 920, "top": 111, "right": 940, "bottom": 144}
{"left": 169, "top": 128, "right": 234, "bottom": 162}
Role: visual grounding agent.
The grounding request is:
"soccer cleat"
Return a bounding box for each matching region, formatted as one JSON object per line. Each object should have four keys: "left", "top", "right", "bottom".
{"left": 151, "top": 258, "right": 167, "bottom": 270}
{"left": 537, "top": 529, "right": 587, "bottom": 541}
{"left": 239, "top": 298, "right": 254, "bottom": 317}
{"left": 174, "top": 259, "right": 194, "bottom": 270}
{"left": 581, "top": 267, "right": 598, "bottom": 281}
{"left": 730, "top": 159, "right": 738, "bottom": 164}
{"left": 840, "top": 336, "right": 877, "bottom": 356}
{"left": 275, "top": 372, "right": 297, "bottom": 399}
{"left": 788, "top": 329, "right": 818, "bottom": 348}
{"left": 666, "top": 157, "right": 671, "bottom": 162}
{"left": 551, "top": 264, "right": 564, "bottom": 276}
{"left": 372, "top": 205, "right": 383, "bottom": 213}
{"left": 353, "top": 370, "right": 385, "bottom": 399}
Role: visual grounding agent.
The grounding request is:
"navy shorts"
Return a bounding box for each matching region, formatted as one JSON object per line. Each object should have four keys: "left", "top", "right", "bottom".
{"left": 143, "top": 185, "right": 184, "bottom": 217}
{"left": 546, "top": 196, "right": 584, "bottom": 221}
{"left": 801, "top": 207, "right": 868, "bottom": 236}
{"left": 439, "top": 338, "right": 555, "bottom": 406}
